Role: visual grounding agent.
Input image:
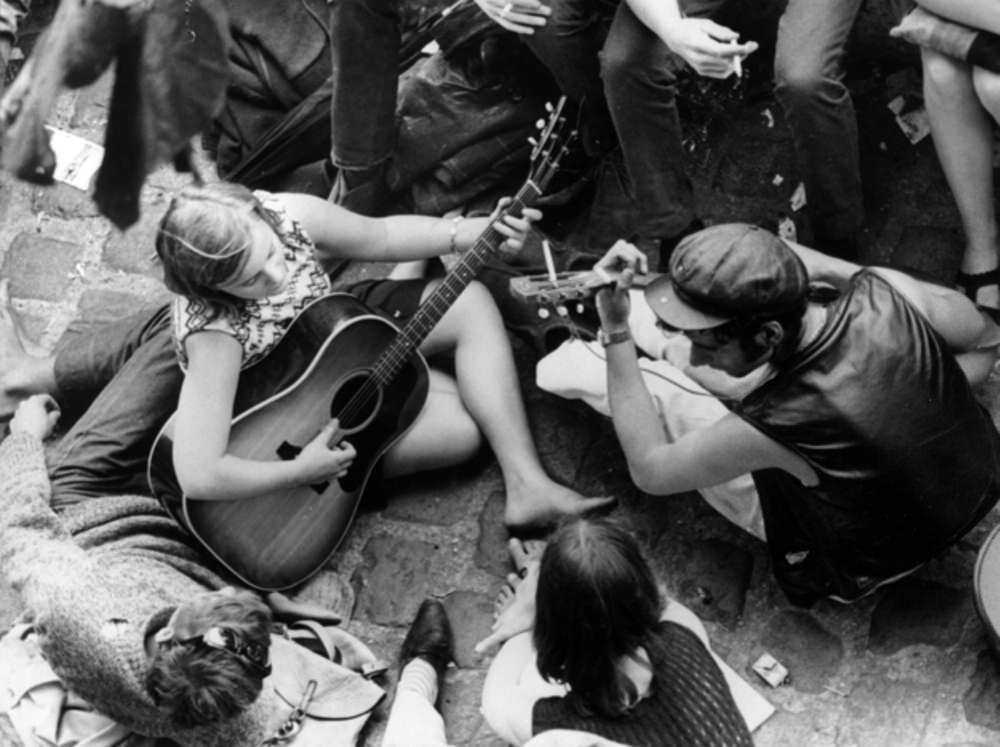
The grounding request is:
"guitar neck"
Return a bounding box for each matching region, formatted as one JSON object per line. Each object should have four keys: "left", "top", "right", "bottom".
{"left": 371, "top": 180, "right": 541, "bottom": 384}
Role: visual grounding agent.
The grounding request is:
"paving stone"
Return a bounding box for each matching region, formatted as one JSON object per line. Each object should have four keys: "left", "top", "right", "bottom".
{"left": 31, "top": 182, "right": 100, "bottom": 219}
{"left": 3, "top": 233, "right": 81, "bottom": 301}
{"left": 963, "top": 649, "right": 1000, "bottom": 732}
{"left": 868, "top": 579, "right": 974, "bottom": 656}
{"left": 351, "top": 534, "right": 437, "bottom": 626}
{"left": 672, "top": 538, "right": 753, "bottom": 628}
{"left": 292, "top": 568, "right": 356, "bottom": 624}
{"left": 442, "top": 590, "right": 494, "bottom": 669}
{"left": 440, "top": 667, "right": 495, "bottom": 745}
{"left": 382, "top": 459, "right": 486, "bottom": 526}
{"left": 474, "top": 490, "right": 511, "bottom": 579}
{"left": 102, "top": 194, "right": 168, "bottom": 276}
{"left": 759, "top": 609, "right": 844, "bottom": 693}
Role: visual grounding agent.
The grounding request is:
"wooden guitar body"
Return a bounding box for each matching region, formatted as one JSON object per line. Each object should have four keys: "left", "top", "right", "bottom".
{"left": 148, "top": 293, "right": 429, "bottom": 590}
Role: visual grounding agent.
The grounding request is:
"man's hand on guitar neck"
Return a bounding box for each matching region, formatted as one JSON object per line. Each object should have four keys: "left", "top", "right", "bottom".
{"left": 294, "top": 419, "right": 356, "bottom": 485}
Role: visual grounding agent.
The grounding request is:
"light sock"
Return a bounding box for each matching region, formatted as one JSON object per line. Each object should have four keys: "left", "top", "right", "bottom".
{"left": 398, "top": 658, "right": 439, "bottom": 704}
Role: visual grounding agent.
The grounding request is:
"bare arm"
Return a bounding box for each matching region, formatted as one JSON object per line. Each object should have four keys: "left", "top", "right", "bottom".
{"left": 917, "top": 0, "right": 1000, "bottom": 35}
{"left": 277, "top": 193, "right": 533, "bottom": 266}
{"left": 173, "top": 331, "right": 354, "bottom": 501}
{"left": 481, "top": 632, "right": 541, "bottom": 745}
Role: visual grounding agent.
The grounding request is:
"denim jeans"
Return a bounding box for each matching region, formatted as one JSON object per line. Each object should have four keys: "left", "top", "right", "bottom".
{"left": 521, "top": 0, "right": 728, "bottom": 240}
{"left": 328, "top": 0, "right": 400, "bottom": 169}
{"left": 48, "top": 306, "right": 182, "bottom": 510}
{"left": 774, "top": 0, "right": 865, "bottom": 241}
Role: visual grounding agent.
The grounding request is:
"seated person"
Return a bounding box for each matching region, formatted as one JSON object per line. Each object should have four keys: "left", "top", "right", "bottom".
{"left": 0, "top": 183, "right": 609, "bottom": 530}
{"left": 0, "top": 394, "right": 383, "bottom": 745}
{"left": 476, "top": 0, "right": 755, "bottom": 253}
{"left": 903, "top": 0, "right": 1000, "bottom": 315}
{"left": 478, "top": 518, "right": 754, "bottom": 746}
{"left": 595, "top": 224, "right": 1000, "bottom": 606}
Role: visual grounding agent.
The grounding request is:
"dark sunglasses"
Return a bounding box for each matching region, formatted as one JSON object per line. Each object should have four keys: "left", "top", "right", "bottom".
{"left": 155, "top": 624, "right": 271, "bottom": 678}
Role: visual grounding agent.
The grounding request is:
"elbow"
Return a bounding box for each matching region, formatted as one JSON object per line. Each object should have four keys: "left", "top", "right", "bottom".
{"left": 628, "top": 458, "right": 666, "bottom": 495}
{"left": 176, "top": 465, "right": 220, "bottom": 501}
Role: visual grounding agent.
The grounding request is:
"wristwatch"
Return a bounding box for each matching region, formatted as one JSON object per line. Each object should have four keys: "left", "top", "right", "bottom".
{"left": 598, "top": 328, "right": 632, "bottom": 347}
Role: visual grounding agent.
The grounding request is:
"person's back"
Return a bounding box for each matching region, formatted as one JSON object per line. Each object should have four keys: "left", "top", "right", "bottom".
{"left": 737, "top": 268, "right": 1000, "bottom": 605}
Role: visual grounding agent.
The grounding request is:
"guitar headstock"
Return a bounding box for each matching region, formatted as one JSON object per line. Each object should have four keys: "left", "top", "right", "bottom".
{"left": 527, "top": 96, "right": 577, "bottom": 191}
{"left": 510, "top": 268, "right": 616, "bottom": 307}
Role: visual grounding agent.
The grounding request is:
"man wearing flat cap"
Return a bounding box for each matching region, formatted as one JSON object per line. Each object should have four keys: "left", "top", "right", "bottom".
{"left": 594, "top": 223, "right": 1000, "bottom": 606}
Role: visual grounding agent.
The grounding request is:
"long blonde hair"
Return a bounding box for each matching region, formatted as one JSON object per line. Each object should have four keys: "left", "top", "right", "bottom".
{"left": 155, "top": 182, "right": 283, "bottom": 319}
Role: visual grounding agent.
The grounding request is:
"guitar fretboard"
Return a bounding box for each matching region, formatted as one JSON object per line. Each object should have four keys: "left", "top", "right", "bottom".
{"left": 371, "top": 180, "right": 541, "bottom": 385}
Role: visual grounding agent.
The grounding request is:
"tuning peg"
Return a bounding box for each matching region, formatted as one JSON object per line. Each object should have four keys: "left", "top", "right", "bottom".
{"left": 556, "top": 304, "right": 569, "bottom": 317}
{"left": 576, "top": 303, "right": 585, "bottom": 314}
{"left": 545, "top": 101, "right": 554, "bottom": 112}
{"left": 528, "top": 137, "right": 538, "bottom": 147}
{"left": 538, "top": 307, "right": 551, "bottom": 319}
{"left": 536, "top": 119, "right": 546, "bottom": 130}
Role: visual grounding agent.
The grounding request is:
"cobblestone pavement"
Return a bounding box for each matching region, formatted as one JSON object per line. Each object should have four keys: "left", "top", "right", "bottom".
{"left": 4, "top": 38, "right": 1000, "bottom": 747}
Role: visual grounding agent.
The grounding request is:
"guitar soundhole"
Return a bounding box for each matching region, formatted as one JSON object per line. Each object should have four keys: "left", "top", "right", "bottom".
{"left": 330, "top": 370, "right": 382, "bottom": 433}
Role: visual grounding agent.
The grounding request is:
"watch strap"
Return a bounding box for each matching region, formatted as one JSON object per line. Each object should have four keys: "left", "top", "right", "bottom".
{"left": 598, "top": 328, "right": 632, "bottom": 347}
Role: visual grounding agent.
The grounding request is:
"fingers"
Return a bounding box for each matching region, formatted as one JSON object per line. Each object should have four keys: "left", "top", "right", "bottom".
{"left": 476, "top": 0, "right": 550, "bottom": 34}
{"left": 474, "top": 630, "right": 504, "bottom": 655}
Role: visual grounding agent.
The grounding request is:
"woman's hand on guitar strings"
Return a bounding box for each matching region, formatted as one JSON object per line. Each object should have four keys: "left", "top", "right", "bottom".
{"left": 294, "top": 419, "right": 357, "bottom": 483}
{"left": 490, "top": 197, "right": 543, "bottom": 258}
{"left": 595, "top": 240, "right": 647, "bottom": 333}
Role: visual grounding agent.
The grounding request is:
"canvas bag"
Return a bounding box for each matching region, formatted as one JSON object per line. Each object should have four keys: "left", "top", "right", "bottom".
{"left": 259, "top": 636, "right": 384, "bottom": 747}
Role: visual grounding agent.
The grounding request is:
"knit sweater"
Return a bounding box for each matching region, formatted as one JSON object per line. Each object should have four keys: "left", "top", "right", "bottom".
{"left": 0, "top": 431, "right": 293, "bottom": 746}
{"left": 532, "top": 621, "right": 754, "bottom": 747}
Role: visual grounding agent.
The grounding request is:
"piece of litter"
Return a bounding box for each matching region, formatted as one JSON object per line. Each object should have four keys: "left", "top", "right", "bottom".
{"left": 761, "top": 108, "right": 774, "bottom": 129}
{"left": 887, "top": 95, "right": 905, "bottom": 116}
{"left": 894, "top": 106, "right": 931, "bottom": 144}
{"left": 44, "top": 126, "right": 104, "bottom": 191}
{"left": 824, "top": 685, "right": 848, "bottom": 697}
{"left": 752, "top": 653, "right": 790, "bottom": 688}
{"left": 790, "top": 182, "right": 807, "bottom": 212}
{"left": 420, "top": 40, "right": 440, "bottom": 56}
{"left": 772, "top": 174, "right": 784, "bottom": 186}
{"left": 778, "top": 215, "right": 797, "bottom": 242}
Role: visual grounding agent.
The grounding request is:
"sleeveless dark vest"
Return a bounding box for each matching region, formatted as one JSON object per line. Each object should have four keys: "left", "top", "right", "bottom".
{"left": 736, "top": 270, "right": 1000, "bottom": 606}
{"left": 532, "top": 621, "right": 753, "bottom": 746}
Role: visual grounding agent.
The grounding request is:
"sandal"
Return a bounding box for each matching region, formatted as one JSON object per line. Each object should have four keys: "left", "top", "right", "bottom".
{"left": 957, "top": 269, "right": 1000, "bottom": 323}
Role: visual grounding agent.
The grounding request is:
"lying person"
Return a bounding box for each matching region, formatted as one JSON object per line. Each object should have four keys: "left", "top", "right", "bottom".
{"left": 0, "top": 394, "right": 384, "bottom": 745}
{"left": 478, "top": 518, "right": 753, "bottom": 746}
{"left": 595, "top": 224, "right": 1000, "bottom": 606}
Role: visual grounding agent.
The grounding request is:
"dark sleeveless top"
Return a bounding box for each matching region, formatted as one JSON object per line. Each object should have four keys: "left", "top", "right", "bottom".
{"left": 735, "top": 270, "right": 1000, "bottom": 606}
{"left": 532, "top": 621, "right": 753, "bottom": 746}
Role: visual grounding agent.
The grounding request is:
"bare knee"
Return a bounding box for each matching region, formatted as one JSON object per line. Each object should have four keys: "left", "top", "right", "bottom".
{"left": 972, "top": 66, "right": 1000, "bottom": 121}
{"left": 922, "top": 48, "right": 971, "bottom": 100}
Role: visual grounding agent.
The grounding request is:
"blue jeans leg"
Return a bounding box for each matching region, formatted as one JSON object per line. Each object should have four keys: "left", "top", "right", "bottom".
{"left": 774, "top": 0, "right": 865, "bottom": 240}
{"left": 329, "top": 0, "right": 399, "bottom": 169}
{"left": 48, "top": 306, "right": 182, "bottom": 509}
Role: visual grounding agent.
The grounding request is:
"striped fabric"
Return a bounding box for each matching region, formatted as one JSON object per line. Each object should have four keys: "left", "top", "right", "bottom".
{"left": 532, "top": 621, "right": 754, "bottom": 747}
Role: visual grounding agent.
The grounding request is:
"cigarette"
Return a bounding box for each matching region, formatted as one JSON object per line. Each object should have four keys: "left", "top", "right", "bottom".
{"left": 542, "top": 239, "right": 558, "bottom": 284}
{"left": 730, "top": 40, "right": 742, "bottom": 78}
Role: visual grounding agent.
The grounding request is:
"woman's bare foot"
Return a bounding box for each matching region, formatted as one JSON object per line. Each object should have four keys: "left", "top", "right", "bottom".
{"left": 508, "top": 537, "right": 546, "bottom": 577}
{"left": 504, "top": 478, "right": 615, "bottom": 531}
{"left": 0, "top": 279, "right": 51, "bottom": 419}
{"left": 475, "top": 561, "right": 540, "bottom": 655}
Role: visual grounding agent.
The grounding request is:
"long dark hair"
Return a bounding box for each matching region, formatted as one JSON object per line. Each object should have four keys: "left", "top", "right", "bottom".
{"left": 534, "top": 517, "right": 665, "bottom": 718}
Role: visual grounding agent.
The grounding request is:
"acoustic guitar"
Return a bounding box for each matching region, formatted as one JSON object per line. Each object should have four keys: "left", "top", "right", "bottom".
{"left": 147, "top": 99, "right": 575, "bottom": 591}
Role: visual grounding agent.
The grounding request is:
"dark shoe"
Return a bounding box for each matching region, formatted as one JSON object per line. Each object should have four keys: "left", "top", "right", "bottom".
{"left": 657, "top": 218, "right": 705, "bottom": 271}
{"left": 957, "top": 268, "right": 1000, "bottom": 323}
{"left": 400, "top": 599, "right": 453, "bottom": 678}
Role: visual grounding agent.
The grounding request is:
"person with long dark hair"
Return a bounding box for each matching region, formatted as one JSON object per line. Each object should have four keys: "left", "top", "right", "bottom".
{"left": 480, "top": 518, "right": 753, "bottom": 746}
